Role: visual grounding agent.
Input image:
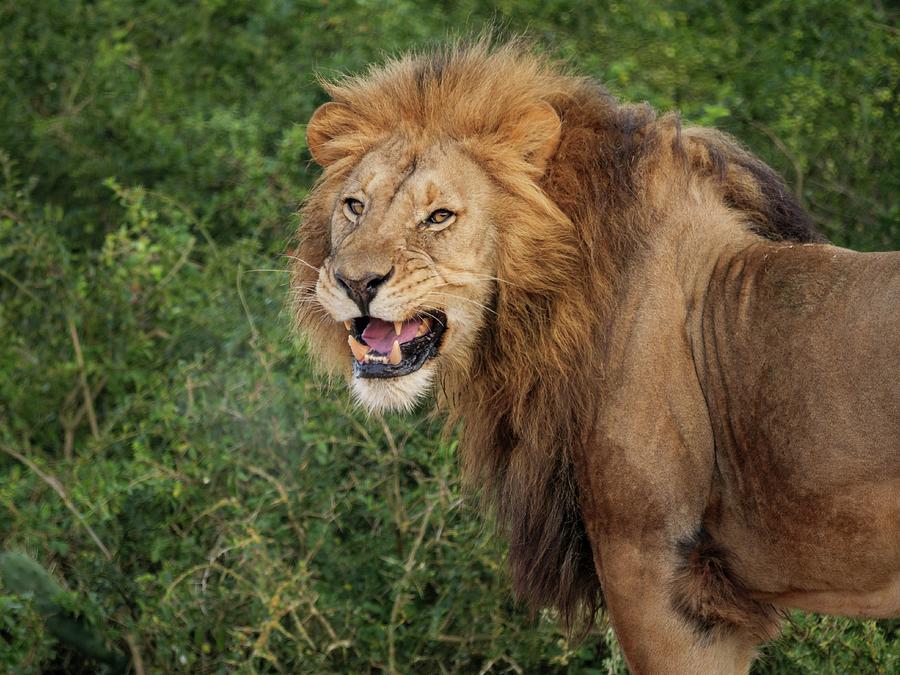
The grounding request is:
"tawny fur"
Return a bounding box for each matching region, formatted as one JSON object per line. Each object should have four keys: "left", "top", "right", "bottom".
{"left": 290, "top": 39, "right": 899, "bottom": 672}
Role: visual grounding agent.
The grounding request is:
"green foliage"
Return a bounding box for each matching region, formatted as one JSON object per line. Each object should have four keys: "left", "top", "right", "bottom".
{"left": 0, "top": 1, "right": 897, "bottom": 672}
{"left": 0, "top": 592, "right": 56, "bottom": 673}
{"left": 0, "top": 552, "right": 127, "bottom": 670}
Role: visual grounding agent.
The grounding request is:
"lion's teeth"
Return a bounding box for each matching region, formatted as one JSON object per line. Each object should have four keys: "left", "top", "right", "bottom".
{"left": 389, "top": 340, "right": 402, "bottom": 365}
{"left": 347, "top": 335, "right": 370, "bottom": 362}
{"left": 364, "top": 353, "right": 387, "bottom": 364}
{"left": 394, "top": 321, "right": 402, "bottom": 336}
{"left": 343, "top": 320, "right": 352, "bottom": 331}
{"left": 416, "top": 320, "right": 429, "bottom": 337}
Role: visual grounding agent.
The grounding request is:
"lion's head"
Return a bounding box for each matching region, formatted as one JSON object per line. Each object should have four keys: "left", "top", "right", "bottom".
{"left": 290, "top": 40, "right": 820, "bottom": 631}
{"left": 292, "top": 44, "right": 569, "bottom": 412}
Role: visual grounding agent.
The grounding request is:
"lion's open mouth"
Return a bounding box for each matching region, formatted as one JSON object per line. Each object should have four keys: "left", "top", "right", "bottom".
{"left": 344, "top": 312, "right": 446, "bottom": 378}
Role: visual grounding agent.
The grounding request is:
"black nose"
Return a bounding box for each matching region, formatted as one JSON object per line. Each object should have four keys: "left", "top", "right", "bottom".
{"left": 334, "top": 267, "right": 393, "bottom": 313}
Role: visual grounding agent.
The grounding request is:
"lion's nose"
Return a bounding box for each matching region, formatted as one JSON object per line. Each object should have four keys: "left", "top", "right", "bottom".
{"left": 334, "top": 267, "right": 394, "bottom": 313}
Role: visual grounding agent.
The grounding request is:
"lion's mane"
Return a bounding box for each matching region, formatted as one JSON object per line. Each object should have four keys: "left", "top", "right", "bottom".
{"left": 293, "top": 39, "right": 821, "bottom": 632}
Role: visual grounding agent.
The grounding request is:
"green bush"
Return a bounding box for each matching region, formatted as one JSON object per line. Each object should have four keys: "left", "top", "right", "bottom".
{"left": 1, "top": 1, "right": 897, "bottom": 672}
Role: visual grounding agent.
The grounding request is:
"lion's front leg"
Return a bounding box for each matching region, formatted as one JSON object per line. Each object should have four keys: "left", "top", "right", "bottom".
{"left": 579, "top": 432, "right": 781, "bottom": 674}
{"left": 582, "top": 285, "right": 784, "bottom": 672}
{"left": 595, "top": 534, "right": 778, "bottom": 674}
{"left": 579, "top": 428, "right": 781, "bottom": 673}
{"left": 581, "top": 391, "right": 780, "bottom": 671}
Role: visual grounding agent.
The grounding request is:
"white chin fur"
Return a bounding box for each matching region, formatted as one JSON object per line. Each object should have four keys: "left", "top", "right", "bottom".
{"left": 350, "top": 365, "right": 434, "bottom": 413}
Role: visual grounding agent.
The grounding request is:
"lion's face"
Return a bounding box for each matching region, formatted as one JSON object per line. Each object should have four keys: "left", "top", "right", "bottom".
{"left": 297, "top": 87, "right": 561, "bottom": 412}
{"left": 313, "top": 137, "right": 499, "bottom": 411}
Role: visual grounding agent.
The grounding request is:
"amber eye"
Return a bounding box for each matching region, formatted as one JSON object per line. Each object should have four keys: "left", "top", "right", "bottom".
{"left": 423, "top": 209, "right": 455, "bottom": 227}
{"left": 343, "top": 198, "right": 364, "bottom": 220}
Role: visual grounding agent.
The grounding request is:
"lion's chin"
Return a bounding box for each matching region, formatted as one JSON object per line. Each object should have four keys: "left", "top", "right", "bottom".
{"left": 350, "top": 364, "right": 435, "bottom": 414}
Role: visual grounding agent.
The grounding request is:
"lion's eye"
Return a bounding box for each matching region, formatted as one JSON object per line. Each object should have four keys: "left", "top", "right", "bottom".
{"left": 423, "top": 209, "right": 455, "bottom": 227}
{"left": 344, "top": 198, "right": 365, "bottom": 220}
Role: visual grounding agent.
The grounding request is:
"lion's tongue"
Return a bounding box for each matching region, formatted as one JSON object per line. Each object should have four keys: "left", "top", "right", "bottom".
{"left": 361, "top": 318, "right": 422, "bottom": 354}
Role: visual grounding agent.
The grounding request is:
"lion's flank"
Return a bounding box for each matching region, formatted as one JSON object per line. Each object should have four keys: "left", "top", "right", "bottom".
{"left": 299, "top": 38, "right": 821, "bottom": 634}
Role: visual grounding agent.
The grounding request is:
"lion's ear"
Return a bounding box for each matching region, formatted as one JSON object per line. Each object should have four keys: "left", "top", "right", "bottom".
{"left": 508, "top": 101, "right": 562, "bottom": 173}
{"left": 306, "top": 102, "right": 359, "bottom": 167}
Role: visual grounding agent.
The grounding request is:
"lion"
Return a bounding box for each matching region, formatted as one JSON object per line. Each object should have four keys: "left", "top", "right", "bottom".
{"left": 290, "top": 40, "right": 900, "bottom": 673}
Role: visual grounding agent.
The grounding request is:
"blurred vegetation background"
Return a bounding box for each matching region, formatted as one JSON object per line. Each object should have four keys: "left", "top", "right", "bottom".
{"left": 0, "top": 1, "right": 897, "bottom": 672}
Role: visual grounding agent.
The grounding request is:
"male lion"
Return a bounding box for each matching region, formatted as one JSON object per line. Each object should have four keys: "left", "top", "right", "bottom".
{"left": 290, "top": 41, "right": 899, "bottom": 673}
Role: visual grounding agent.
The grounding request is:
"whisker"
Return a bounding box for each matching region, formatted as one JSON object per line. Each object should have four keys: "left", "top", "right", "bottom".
{"left": 417, "top": 309, "right": 446, "bottom": 327}
{"left": 295, "top": 301, "right": 335, "bottom": 326}
{"left": 407, "top": 246, "right": 435, "bottom": 263}
{"left": 436, "top": 268, "right": 521, "bottom": 287}
{"left": 290, "top": 288, "right": 325, "bottom": 307}
{"left": 428, "top": 291, "right": 498, "bottom": 316}
{"left": 281, "top": 253, "right": 321, "bottom": 273}
{"left": 417, "top": 273, "right": 445, "bottom": 285}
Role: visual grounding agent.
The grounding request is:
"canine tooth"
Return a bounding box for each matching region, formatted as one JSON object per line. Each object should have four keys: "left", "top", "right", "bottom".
{"left": 394, "top": 321, "right": 403, "bottom": 336}
{"left": 347, "top": 335, "right": 370, "bottom": 362}
{"left": 389, "top": 340, "right": 402, "bottom": 365}
{"left": 344, "top": 320, "right": 352, "bottom": 330}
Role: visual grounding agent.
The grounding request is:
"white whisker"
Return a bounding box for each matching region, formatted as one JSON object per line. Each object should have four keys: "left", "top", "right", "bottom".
{"left": 429, "top": 291, "right": 498, "bottom": 316}
{"left": 281, "top": 253, "right": 321, "bottom": 273}
{"left": 436, "top": 268, "right": 521, "bottom": 288}
{"left": 416, "top": 308, "right": 446, "bottom": 327}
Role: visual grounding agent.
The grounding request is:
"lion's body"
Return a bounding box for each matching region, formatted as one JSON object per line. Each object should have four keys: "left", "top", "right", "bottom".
{"left": 292, "top": 40, "right": 900, "bottom": 673}
{"left": 588, "top": 173, "right": 900, "bottom": 667}
{"left": 693, "top": 244, "right": 900, "bottom": 612}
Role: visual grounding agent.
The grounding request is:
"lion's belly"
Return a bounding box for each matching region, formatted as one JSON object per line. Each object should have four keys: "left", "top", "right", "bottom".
{"left": 710, "top": 476, "right": 900, "bottom": 616}
{"left": 753, "top": 577, "right": 900, "bottom": 618}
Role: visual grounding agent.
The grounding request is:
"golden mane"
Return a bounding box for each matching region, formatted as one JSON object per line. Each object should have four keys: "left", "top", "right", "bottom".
{"left": 292, "top": 39, "right": 822, "bottom": 632}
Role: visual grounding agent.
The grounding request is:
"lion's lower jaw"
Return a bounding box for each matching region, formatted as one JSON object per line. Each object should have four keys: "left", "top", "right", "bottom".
{"left": 349, "top": 365, "right": 435, "bottom": 414}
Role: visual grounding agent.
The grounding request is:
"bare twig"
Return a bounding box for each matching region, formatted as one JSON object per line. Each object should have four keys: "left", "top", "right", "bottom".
{"left": 866, "top": 19, "right": 899, "bottom": 36}
{"left": 387, "top": 501, "right": 436, "bottom": 675}
{"left": 66, "top": 315, "right": 100, "bottom": 439}
{"left": 0, "top": 443, "right": 111, "bottom": 559}
{"left": 1, "top": 207, "right": 24, "bottom": 223}
{"left": 124, "top": 634, "right": 146, "bottom": 675}
{"left": 746, "top": 120, "right": 805, "bottom": 200}
{"left": 156, "top": 236, "right": 195, "bottom": 288}
{"left": 236, "top": 264, "right": 273, "bottom": 376}
{"left": 245, "top": 465, "right": 306, "bottom": 545}
{"left": 0, "top": 268, "right": 42, "bottom": 303}
{"left": 60, "top": 375, "right": 107, "bottom": 460}
{"left": 375, "top": 413, "right": 409, "bottom": 561}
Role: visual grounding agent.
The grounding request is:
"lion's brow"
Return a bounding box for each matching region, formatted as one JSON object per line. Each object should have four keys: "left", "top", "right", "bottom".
{"left": 399, "top": 155, "right": 418, "bottom": 184}
{"left": 386, "top": 155, "right": 419, "bottom": 209}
